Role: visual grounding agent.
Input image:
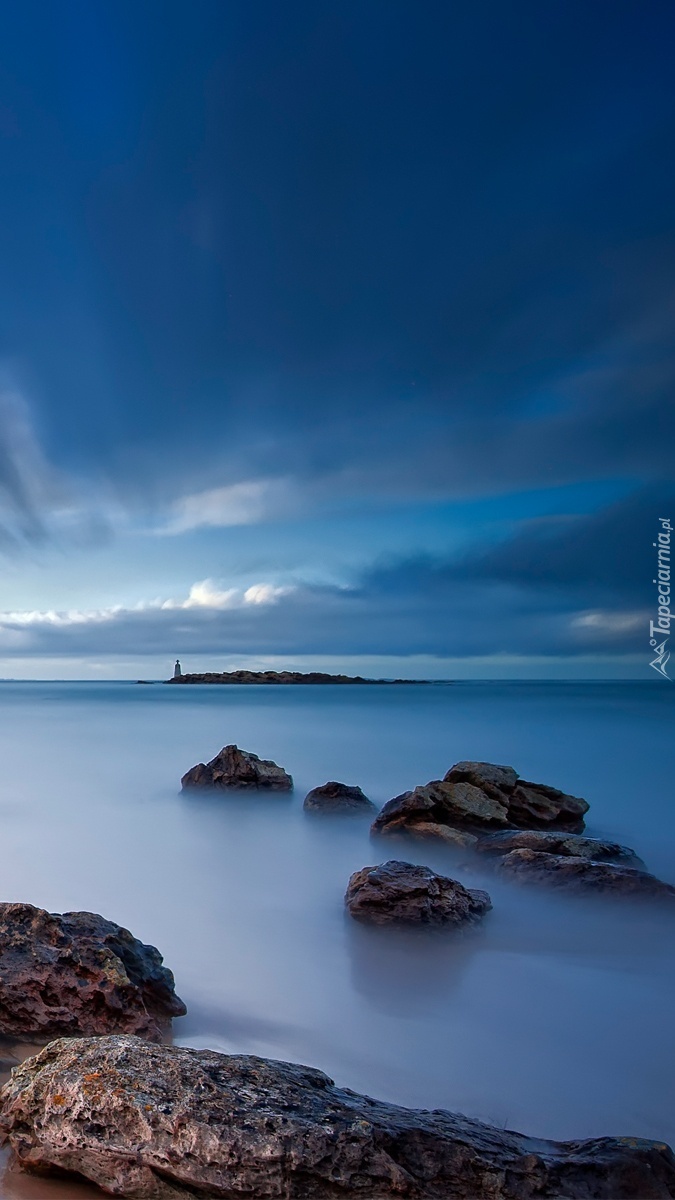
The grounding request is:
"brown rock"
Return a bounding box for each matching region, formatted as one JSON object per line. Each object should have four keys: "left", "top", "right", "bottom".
{"left": 475, "top": 830, "right": 645, "bottom": 868}
{"left": 371, "top": 781, "right": 510, "bottom": 838}
{"left": 303, "top": 781, "right": 376, "bottom": 814}
{"left": 1, "top": 1035, "right": 674, "bottom": 1199}
{"left": 181, "top": 744, "right": 293, "bottom": 791}
{"left": 373, "top": 763, "right": 590, "bottom": 841}
{"left": 0, "top": 904, "right": 185, "bottom": 1042}
{"left": 496, "top": 849, "right": 675, "bottom": 900}
{"left": 507, "top": 781, "right": 589, "bottom": 832}
{"left": 400, "top": 823, "right": 479, "bottom": 850}
{"left": 443, "top": 760, "right": 518, "bottom": 800}
{"left": 344, "top": 860, "right": 492, "bottom": 927}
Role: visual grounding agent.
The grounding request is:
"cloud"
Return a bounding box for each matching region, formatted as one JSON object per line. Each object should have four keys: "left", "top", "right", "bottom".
{"left": 0, "top": 526, "right": 651, "bottom": 664}
{"left": 0, "top": 578, "right": 294, "bottom": 634}
{"left": 159, "top": 479, "right": 295, "bottom": 534}
{"left": 454, "top": 486, "right": 675, "bottom": 602}
{"left": 0, "top": 0, "right": 671, "bottom": 525}
{"left": 0, "top": 381, "right": 114, "bottom": 554}
{"left": 571, "top": 610, "right": 646, "bottom": 636}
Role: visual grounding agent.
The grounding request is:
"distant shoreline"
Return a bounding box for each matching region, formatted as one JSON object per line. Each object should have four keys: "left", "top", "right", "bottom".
{"left": 163, "top": 670, "right": 431, "bottom": 685}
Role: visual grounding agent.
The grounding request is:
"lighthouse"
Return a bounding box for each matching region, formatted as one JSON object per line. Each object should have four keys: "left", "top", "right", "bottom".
{"left": 173, "top": 659, "right": 182, "bottom": 678}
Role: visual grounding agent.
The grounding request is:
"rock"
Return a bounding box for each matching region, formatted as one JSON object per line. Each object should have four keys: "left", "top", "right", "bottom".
{"left": 496, "top": 850, "right": 675, "bottom": 900}
{"left": 445, "top": 762, "right": 589, "bottom": 832}
{"left": 303, "top": 781, "right": 376, "bottom": 814}
{"left": 2, "top": 1036, "right": 674, "bottom": 1200}
{"left": 372, "top": 788, "right": 434, "bottom": 829}
{"left": 372, "top": 762, "right": 589, "bottom": 840}
{"left": 444, "top": 760, "right": 519, "bottom": 799}
{"left": 371, "top": 781, "right": 510, "bottom": 838}
{"left": 475, "top": 830, "right": 645, "bottom": 868}
{"left": 400, "top": 823, "right": 479, "bottom": 851}
{"left": 507, "top": 781, "right": 589, "bottom": 832}
{"left": 181, "top": 744, "right": 293, "bottom": 791}
{"left": 345, "top": 860, "right": 492, "bottom": 927}
{"left": 0, "top": 904, "right": 185, "bottom": 1042}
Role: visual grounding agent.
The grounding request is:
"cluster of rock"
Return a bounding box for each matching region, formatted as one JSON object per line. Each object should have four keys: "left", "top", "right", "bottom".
{"left": 1, "top": 1035, "right": 673, "bottom": 1200}
{"left": 372, "top": 760, "right": 589, "bottom": 839}
{"left": 181, "top": 745, "right": 376, "bottom": 815}
{"left": 0, "top": 744, "right": 672, "bottom": 1196}
{"left": 370, "top": 759, "right": 675, "bottom": 902}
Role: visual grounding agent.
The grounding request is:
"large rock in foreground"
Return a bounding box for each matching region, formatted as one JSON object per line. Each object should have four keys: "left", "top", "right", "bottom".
{"left": 496, "top": 850, "right": 675, "bottom": 900}
{"left": 372, "top": 761, "right": 589, "bottom": 842}
{"left": 0, "top": 904, "right": 185, "bottom": 1042}
{"left": 1, "top": 1036, "right": 674, "bottom": 1199}
{"left": 181, "top": 744, "right": 293, "bottom": 791}
{"left": 303, "top": 781, "right": 376, "bottom": 814}
{"left": 345, "top": 860, "right": 492, "bottom": 927}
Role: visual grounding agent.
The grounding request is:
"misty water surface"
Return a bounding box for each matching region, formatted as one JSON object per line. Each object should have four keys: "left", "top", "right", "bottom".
{"left": 0, "top": 680, "right": 673, "bottom": 1197}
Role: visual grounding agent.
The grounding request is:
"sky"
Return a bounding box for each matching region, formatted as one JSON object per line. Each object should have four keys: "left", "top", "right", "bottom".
{"left": 0, "top": 0, "right": 673, "bottom": 679}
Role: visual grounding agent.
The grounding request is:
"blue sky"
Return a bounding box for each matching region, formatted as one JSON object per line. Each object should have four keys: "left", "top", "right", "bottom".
{"left": 0, "top": 0, "right": 673, "bottom": 678}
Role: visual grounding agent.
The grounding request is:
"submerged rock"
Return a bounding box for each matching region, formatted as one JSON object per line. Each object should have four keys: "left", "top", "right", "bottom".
{"left": 345, "top": 860, "right": 492, "bottom": 927}
{"left": 181, "top": 744, "right": 293, "bottom": 791}
{"left": 475, "top": 829, "right": 645, "bottom": 868}
{"left": 303, "top": 781, "right": 376, "bottom": 814}
{"left": 1, "top": 1035, "right": 674, "bottom": 1199}
{"left": 0, "top": 904, "right": 185, "bottom": 1042}
{"left": 372, "top": 761, "right": 589, "bottom": 842}
{"left": 496, "top": 849, "right": 675, "bottom": 899}
{"left": 400, "top": 822, "right": 479, "bottom": 850}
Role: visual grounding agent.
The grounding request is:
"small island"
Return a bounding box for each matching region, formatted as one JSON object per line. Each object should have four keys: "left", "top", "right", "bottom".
{"left": 164, "top": 669, "right": 428, "bottom": 685}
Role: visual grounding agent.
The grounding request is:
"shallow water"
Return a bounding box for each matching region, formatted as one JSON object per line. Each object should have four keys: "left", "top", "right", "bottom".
{"left": 0, "top": 679, "right": 673, "bottom": 1197}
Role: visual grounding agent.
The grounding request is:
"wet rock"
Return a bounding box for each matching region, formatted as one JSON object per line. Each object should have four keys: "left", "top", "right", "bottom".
{"left": 496, "top": 849, "right": 675, "bottom": 900}
{"left": 475, "top": 830, "right": 645, "bottom": 868}
{"left": 0, "top": 904, "right": 185, "bottom": 1042}
{"left": 372, "top": 762, "right": 589, "bottom": 840}
{"left": 345, "top": 860, "right": 492, "bottom": 927}
{"left": 181, "top": 744, "right": 293, "bottom": 791}
{"left": 303, "top": 781, "right": 376, "bottom": 814}
{"left": 2, "top": 1035, "right": 674, "bottom": 1200}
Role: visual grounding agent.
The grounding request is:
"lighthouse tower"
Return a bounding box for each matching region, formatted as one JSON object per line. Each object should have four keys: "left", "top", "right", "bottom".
{"left": 173, "top": 659, "right": 182, "bottom": 678}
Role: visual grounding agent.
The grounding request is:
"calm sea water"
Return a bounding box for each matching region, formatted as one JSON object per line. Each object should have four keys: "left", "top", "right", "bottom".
{"left": 0, "top": 679, "right": 673, "bottom": 1197}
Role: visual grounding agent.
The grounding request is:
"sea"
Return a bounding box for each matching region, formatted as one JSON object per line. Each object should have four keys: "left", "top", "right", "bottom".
{"left": 0, "top": 679, "right": 673, "bottom": 1198}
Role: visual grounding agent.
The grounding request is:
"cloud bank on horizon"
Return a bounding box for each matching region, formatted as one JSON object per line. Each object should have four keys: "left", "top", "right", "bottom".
{"left": 0, "top": 0, "right": 672, "bottom": 677}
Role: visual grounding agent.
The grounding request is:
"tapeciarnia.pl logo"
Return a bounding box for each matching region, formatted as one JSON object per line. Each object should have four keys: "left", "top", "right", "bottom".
{"left": 649, "top": 517, "right": 672, "bottom": 680}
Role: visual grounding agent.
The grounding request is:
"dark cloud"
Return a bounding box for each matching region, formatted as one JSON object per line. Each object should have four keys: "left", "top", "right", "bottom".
{"left": 0, "top": 0, "right": 671, "bottom": 506}
{"left": 454, "top": 487, "right": 675, "bottom": 601}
